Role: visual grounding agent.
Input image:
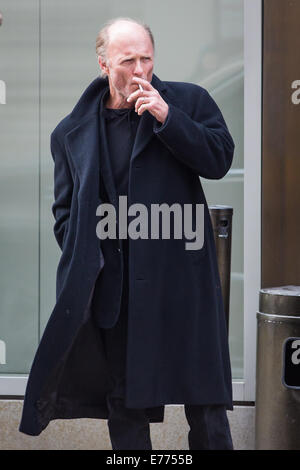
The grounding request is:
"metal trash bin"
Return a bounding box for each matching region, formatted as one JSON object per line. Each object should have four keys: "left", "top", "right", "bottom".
{"left": 255, "top": 286, "right": 300, "bottom": 450}
{"left": 209, "top": 205, "right": 233, "bottom": 334}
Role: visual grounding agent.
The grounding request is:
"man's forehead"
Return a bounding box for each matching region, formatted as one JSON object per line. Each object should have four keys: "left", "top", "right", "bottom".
{"left": 109, "top": 42, "right": 153, "bottom": 57}
{"left": 107, "top": 22, "right": 153, "bottom": 52}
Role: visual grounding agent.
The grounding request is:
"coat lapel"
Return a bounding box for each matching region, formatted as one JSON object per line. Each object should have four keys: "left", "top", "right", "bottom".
{"left": 65, "top": 113, "right": 99, "bottom": 186}
{"left": 64, "top": 86, "right": 118, "bottom": 209}
{"left": 98, "top": 103, "right": 119, "bottom": 208}
{"left": 130, "top": 75, "right": 168, "bottom": 165}
{"left": 130, "top": 109, "right": 154, "bottom": 164}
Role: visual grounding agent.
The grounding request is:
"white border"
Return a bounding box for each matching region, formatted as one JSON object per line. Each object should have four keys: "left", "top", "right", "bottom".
{"left": 0, "top": 0, "right": 262, "bottom": 402}
{"left": 243, "top": 0, "right": 262, "bottom": 401}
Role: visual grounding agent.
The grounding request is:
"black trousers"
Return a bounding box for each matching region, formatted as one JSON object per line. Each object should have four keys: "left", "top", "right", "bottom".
{"left": 98, "top": 240, "right": 234, "bottom": 450}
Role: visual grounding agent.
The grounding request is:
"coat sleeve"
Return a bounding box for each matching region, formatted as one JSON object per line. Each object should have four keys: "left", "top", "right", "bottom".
{"left": 50, "top": 131, "right": 74, "bottom": 251}
{"left": 153, "top": 87, "right": 235, "bottom": 179}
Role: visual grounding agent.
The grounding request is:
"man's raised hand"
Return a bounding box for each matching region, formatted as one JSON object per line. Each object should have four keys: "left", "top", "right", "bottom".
{"left": 127, "top": 76, "right": 169, "bottom": 124}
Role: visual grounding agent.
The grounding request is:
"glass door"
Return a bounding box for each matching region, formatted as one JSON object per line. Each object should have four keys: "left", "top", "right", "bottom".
{"left": 0, "top": 0, "right": 245, "bottom": 395}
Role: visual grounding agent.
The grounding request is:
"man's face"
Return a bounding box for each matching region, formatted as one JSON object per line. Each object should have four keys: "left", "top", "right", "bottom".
{"left": 100, "top": 23, "right": 154, "bottom": 102}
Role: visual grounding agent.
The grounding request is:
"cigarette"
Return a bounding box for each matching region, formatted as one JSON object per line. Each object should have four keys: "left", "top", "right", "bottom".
{"left": 139, "top": 84, "right": 144, "bottom": 92}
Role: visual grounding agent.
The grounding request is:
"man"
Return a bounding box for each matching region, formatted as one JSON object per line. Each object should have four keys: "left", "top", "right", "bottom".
{"left": 19, "top": 18, "right": 234, "bottom": 450}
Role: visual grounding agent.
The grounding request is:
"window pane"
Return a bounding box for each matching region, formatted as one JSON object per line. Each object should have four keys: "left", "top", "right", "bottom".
{"left": 0, "top": 1, "right": 39, "bottom": 374}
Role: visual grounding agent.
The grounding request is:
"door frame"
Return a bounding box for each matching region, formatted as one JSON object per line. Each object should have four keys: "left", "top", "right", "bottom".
{"left": 232, "top": 0, "right": 262, "bottom": 402}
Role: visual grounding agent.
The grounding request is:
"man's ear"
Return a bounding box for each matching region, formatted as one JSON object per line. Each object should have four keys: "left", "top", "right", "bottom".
{"left": 98, "top": 56, "right": 109, "bottom": 76}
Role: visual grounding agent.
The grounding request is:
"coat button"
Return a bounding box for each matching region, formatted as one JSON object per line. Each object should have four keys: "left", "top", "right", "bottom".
{"left": 66, "top": 308, "right": 70, "bottom": 315}
{"left": 117, "top": 247, "right": 121, "bottom": 253}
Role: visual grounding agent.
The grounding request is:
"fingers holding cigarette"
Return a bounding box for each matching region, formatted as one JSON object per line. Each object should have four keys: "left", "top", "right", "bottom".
{"left": 127, "top": 81, "right": 150, "bottom": 104}
{"left": 126, "top": 76, "right": 169, "bottom": 123}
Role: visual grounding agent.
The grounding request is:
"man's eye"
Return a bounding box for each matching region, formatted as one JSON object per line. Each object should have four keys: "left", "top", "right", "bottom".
{"left": 124, "top": 59, "right": 133, "bottom": 63}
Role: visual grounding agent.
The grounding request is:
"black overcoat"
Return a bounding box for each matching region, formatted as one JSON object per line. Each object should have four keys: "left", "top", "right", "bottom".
{"left": 19, "top": 74, "right": 235, "bottom": 436}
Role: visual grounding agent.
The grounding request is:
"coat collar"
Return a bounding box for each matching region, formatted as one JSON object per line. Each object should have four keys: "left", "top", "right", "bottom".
{"left": 64, "top": 74, "right": 168, "bottom": 196}
{"left": 68, "top": 73, "right": 167, "bottom": 120}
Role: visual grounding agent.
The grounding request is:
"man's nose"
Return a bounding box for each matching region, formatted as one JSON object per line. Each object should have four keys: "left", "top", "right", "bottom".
{"left": 133, "top": 60, "right": 143, "bottom": 76}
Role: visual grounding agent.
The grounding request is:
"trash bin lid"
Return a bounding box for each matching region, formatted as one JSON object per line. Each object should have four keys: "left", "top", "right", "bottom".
{"left": 259, "top": 285, "right": 300, "bottom": 316}
{"left": 209, "top": 205, "right": 233, "bottom": 212}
